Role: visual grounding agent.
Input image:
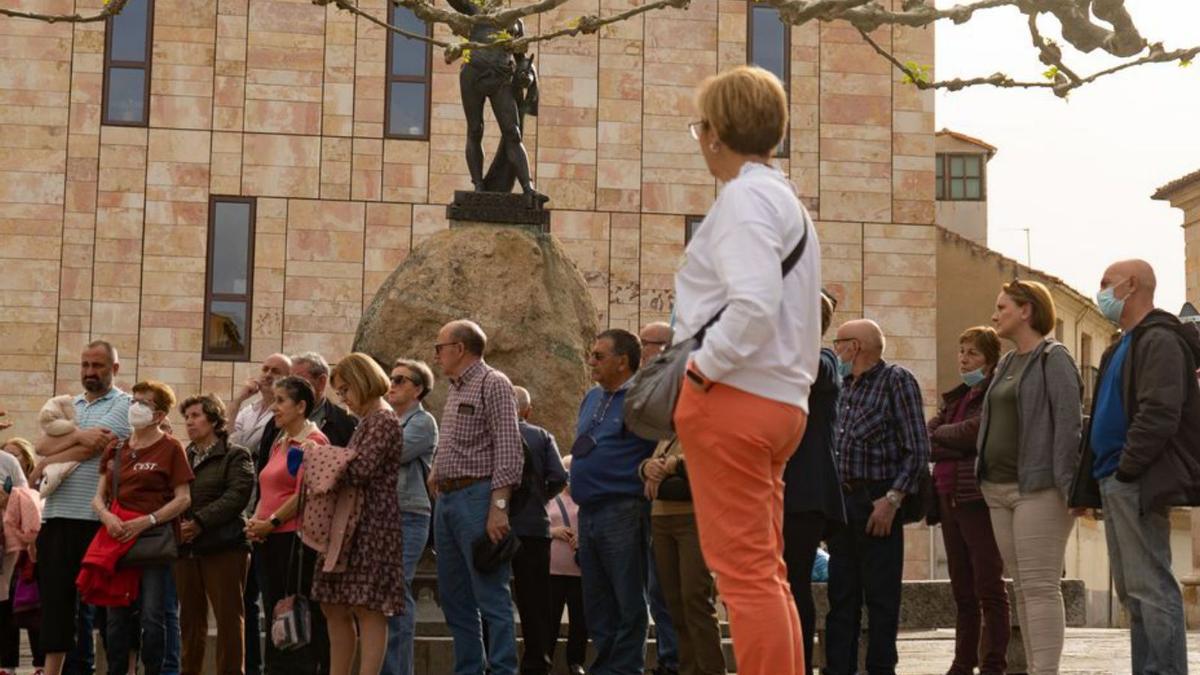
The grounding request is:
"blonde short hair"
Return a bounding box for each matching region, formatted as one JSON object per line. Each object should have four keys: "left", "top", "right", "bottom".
{"left": 695, "top": 65, "right": 788, "bottom": 156}
{"left": 1002, "top": 280, "right": 1057, "bottom": 337}
{"left": 3, "top": 438, "right": 37, "bottom": 479}
{"left": 332, "top": 352, "right": 390, "bottom": 403}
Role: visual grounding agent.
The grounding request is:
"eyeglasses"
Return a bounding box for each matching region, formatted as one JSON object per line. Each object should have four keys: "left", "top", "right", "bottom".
{"left": 434, "top": 341, "right": 461, "bottom": 355}
{"left": 831, "top": 338, "right": 858, "bottom": 347}
{"left": 687, "top": 119, "right": 707, "bottom": 141}
{"left": 642, "top": 340, "right": 668, "bottom": 347}
{"left": 391, "top": 374, "right": 418, "bottom": 387}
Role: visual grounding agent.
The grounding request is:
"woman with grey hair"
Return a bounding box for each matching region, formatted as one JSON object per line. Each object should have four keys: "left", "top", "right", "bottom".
{"left": 380, "top": 359, "right": 439, "bottom": 675}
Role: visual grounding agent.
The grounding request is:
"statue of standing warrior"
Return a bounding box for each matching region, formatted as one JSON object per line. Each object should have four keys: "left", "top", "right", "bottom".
{"left": 447, "top": 0, "right": 548, "bottom": 204}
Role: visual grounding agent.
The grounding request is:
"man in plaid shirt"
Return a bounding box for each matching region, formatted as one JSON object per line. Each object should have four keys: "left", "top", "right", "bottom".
{"left": 429, "top": 319, "right": 525, "bottom": 675}
{"left": 824, "top": 319, "right": 929, "bottom": 675}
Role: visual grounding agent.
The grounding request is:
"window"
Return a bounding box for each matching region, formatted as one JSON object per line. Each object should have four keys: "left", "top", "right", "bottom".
{"left": 103, "top": 0, "right": 154, "bottom": 126}
{"left": 385, "top": 5, "right": 432, "bottom": 139}
{"left": 685, "top": 215, "right": 704, "bottom": 244}
{"left": 1080, "top": 333, "right": 1093, "bottom": 369}
{"left": 1055, "top": 319, "right": 1064, "bottom": 343}
{"left": 748, "top": 3, "right": 789, "bottom": 156}
{"left": 204, "top": 197, "right": 256, "bottom": 361}
{"left": 935, "top": 153, "right": 985, "bottom": 201}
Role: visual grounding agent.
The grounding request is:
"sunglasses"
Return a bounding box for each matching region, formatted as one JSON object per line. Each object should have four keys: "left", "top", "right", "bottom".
{"left": 391, "top": 374, "right": 418, "bottom": 387}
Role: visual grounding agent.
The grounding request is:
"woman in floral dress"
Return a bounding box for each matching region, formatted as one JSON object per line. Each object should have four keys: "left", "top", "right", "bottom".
{"left": 310, "top": 353, "right": 405, "bottom": 675}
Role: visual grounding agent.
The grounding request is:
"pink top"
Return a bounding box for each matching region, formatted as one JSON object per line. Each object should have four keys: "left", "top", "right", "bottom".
{"left": 547, "top": 492, "right": 581, "bottom": 577}
{"left": 255, "top": 426, "right": 329, "bottom": 533}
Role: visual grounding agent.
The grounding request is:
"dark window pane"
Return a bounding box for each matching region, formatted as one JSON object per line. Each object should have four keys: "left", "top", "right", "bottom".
{"left": 388, "top": 81, "right": 428, "bottom": 137}
{"left": 207, "top": 300, "right": 247, "bottom": 356}
{"left": 950, "top": 179, "right": 965, "bottom": 199}
{"left": 936, "top": 177, "right": 944, "bottom": 200}
{"left": 211, "top": 201, "right": 251, "bottom": 295}
{"left": 110, "top": 0, "right": 150, "bottom": 62}
{"left": 964, "top": 155, "right": 981, "bottom": 176}
{"left": 390, "top": 6, "right": 429, "bottom": 77}
{"left": 105, "top": 67, "right": 146, "bottom": 123}
{"left": 935, "top": 155, "right": 944, "bottom": 180}
{"left": 750, "top": 6, "right": 787, "bottom": 84}
{"left": 950, "top": 155, "right": 965, "bottom": 177}
{"left": 965, "top": 177, "right": 981, "bottom": 199}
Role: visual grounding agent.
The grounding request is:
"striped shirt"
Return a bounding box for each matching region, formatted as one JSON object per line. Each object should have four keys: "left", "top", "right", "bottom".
{"left": 43, "top": 388, "right": 132, "bottom": 522}
{"left": 834, "top": 361, "right": 929, "bottom": 494}
{"left": 431, "top": 360, "right": 524, "bottom": 489}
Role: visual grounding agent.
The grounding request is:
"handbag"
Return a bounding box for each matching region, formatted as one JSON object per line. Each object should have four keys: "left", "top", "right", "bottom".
{"left": 652, "top": 438, "right": 692, "bottom": 502}
{"left": 623, "top": 226, "right": 809, "bottom": 440}
{"left": 272, "top": 489, "right": 311, "bottom": 651}
{"left": 111, "top": 442, "right": 179, "bottom": 569}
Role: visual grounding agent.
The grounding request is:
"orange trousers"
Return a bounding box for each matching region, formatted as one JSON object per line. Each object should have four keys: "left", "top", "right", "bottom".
{"left": 675, "top": 379, "right": 808, "bottom": 675}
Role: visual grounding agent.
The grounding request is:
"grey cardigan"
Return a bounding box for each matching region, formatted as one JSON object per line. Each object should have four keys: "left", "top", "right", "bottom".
{"left": 397, "top": 404, "right": 438, "bottom": 516}
{"left": 976, "top": 338, "right": 1083, "bottom": 499}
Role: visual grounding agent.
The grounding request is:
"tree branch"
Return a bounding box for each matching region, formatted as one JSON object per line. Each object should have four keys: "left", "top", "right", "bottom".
{"left": 0, "top": 0, "right": 130, "bottom": 23}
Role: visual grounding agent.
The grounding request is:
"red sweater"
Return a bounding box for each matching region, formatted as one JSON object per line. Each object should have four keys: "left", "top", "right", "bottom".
{"left": 75, "top": 502, "right": 142, "bottom": 607}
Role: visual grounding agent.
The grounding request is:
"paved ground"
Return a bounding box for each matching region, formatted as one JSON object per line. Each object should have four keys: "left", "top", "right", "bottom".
{"left": 894, "top": 628, "right": 1200, "bottom": 674}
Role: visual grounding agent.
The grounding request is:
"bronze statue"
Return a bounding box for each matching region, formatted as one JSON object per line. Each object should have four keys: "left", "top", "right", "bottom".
{"left": 448, "top": 0, "right": 548, "bottom": 204}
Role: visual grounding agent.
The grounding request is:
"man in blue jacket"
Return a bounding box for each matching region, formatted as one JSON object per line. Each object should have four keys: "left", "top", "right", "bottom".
{"left": 569, "top": 329, "right": 658, "bottom": 675}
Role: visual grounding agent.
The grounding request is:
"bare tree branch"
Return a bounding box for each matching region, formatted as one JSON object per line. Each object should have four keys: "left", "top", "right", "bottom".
{"left": 0, "top": 0, "right": 130, "bottom": 23}
{"left": 4, "top": 0, "right": 1196, "bottom": 96}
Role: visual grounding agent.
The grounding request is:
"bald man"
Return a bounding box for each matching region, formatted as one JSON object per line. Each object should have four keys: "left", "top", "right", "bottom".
{"left": 229, "top": 352, "right": 292, "bottom": 452}
{"left": 824, "top": 319, "right": 929, "bottom": 675}
{"left": 638, "top": 322, "right": 674, "bottom": 366}
{"left": 1071, "top": 259, "right": 1198, "bottom": 674}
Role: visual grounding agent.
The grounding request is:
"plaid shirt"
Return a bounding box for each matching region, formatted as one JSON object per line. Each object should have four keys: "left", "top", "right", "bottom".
{"left": 432, "top": 360, "right": 524, "bottom": 489}
{"left": 834, "top": 360, "right": 930, "bottom": 494}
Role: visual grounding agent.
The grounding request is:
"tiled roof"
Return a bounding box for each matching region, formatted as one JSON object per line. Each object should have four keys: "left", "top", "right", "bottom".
{"left": 1152, "top": 168, "right": 1200, "bottom": 201}
{"left": 936, "top": 128, "right": 998, "bottom": 157}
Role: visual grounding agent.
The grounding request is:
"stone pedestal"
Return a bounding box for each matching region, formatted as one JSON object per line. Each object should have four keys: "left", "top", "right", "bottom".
{"left": 446, "top": 190, "right": 551, "bottom": 232}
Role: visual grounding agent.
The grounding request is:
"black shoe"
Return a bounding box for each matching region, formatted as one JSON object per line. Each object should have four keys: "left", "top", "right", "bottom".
{"left": 650, "top": 667, "right": 679, "bottom": 675}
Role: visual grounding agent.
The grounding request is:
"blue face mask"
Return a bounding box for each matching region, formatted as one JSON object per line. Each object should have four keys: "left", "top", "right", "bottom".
{"left": 836, "top": 358, "right": 853, "bottom": 380}
{"left": 961, "top": 368, "right": 986, "bottom": 388}
{"left": 1096, "top": 279, "right": 1128, "bottom": 323}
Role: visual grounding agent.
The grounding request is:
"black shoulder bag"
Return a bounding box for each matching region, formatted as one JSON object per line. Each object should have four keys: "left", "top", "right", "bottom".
{"left": 114, "top": 442, "right": 180, "bottom": 569}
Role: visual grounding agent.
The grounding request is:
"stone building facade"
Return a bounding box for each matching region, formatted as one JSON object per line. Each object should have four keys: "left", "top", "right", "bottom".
{"left": 1, "top": 0, "right": 937, "bottom": 443}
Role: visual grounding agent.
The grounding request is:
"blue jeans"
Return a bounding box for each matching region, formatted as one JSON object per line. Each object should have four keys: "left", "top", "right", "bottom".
{"left": 646, "top": 548, "right": 679, "bottom": 670}
{"left": 65, "top": 604, "right": 95, "bottom": 675}
{"left": 578, "top": 496, "right": 650, "bottom": 675}
{"left": 383, "top": 511, "right": 431, "bottom": 675}
{"left": 1100, "top": 476, "right": 1188, "bottom": 675}
{"left": 107, "top": 564, "right": 172, "bottom": 675}
{"left": 434, "top": 481, "right": 518, "bottom": 675}
{"left": 163, "top": 572, "right": 180, "bottom": 674}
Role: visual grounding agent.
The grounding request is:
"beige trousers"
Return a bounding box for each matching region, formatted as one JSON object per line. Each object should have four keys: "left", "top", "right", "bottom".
{"left": 980, "top": 481, "right": 1075, "bottom": 675}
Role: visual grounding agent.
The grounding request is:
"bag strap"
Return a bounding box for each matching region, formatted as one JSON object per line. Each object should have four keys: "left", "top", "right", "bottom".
{"left": 693, "top": 223, "right": 810, "bottom": 345}
{"left": 110, "top": 441, "right": 122, "bottom": 507}
{"left": 553, "top": 495, "right": 571, "bottom": 529}
{"left": 283, "top": 484, "right": 307, "bottom": 599}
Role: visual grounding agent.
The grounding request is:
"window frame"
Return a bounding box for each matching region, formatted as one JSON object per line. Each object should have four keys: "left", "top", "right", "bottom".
{"left": 935, "top": 152, "right": 986, "bottom": 202}
{"left": 383, "top": 3, "right": 433, "bottom": 141}
{"left": 101, "top": 0, "right": 155, "bottom": 127}
{"left": 203, "top": 195, "right": 257, "bottom": 362}
{"left": 685, "top": 215, "right": 704, "bottom": 245}
{"left": 746, "top": 2, "right": 790, "bottom": 158}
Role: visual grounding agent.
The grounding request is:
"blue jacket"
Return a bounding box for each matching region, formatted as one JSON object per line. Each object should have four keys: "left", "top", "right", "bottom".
{"left": 510, "top": 420, "right": 567, "bottom": 538}
{"left": 569, "top": 384, "right": 657, "bottom": 508}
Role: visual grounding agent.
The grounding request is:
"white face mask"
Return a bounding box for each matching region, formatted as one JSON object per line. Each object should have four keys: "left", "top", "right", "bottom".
{"left": 128, "top": 402, "right": 157, "bottom": 429}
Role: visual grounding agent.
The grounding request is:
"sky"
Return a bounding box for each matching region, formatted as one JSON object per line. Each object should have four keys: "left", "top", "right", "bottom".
{"left": 933, "top": 0, "right": 1199, "bottom": 313}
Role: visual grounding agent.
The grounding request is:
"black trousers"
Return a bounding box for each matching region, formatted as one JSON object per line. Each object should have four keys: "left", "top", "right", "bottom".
{"left": 0, "top": 592, "right": 44, "bottom": 669}
{"left": 244, "top": 548, "right": 263, "bottom": 675}
{"left": 512, "top": 536, "right": 553, "bottom": 675}
{"left": 36, "top": 518, "right": 100, "bottom": 658}
{"left": 257, "top": 533, "right": 328, "bottom": 675}
{"left": 782, "top": 511, "right": 826, "bottom": 675}
{"left": 825, "top": 481, "right": 904, "bottom": 675}
{"left": 547, "top": 575, "right": 587, "bottom": 668}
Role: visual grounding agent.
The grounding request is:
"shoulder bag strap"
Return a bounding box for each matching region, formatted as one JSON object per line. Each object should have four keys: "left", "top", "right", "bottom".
{"left": 694, "top": 223, "right": 811, "bottom": 344}
{"left": 110, "top": 441, "right": 121, "bottom": 507}
{"left": 553, "top": 495, "right": 572, "bottom": 529}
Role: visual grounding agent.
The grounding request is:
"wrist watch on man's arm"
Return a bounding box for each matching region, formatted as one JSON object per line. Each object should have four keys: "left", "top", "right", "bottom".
{"left": 885, "top": 489, "right": 904, "bottom": 509}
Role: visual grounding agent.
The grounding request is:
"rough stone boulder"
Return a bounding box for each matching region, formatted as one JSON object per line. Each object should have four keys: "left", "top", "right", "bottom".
{"left": 354, "top": 225, "right": 598, "bottom": 448}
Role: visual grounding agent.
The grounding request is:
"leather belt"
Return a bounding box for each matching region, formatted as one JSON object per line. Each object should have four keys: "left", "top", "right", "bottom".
{"left": 438, "top": 476, "right": 488, "bottom": 494}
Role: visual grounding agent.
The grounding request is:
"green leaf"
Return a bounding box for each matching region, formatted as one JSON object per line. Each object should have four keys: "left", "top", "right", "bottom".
{"left": 566, "top": 16, "right": 581, "bottom": 29}
{"left": 1042, "top": 65, "right": 1059, "bottom": 80}
{"left": 901, "top": 60, "right": 931, "bottom": 85}
{"left": 1181, "top": 59, "right": 1194, "bottom": 68}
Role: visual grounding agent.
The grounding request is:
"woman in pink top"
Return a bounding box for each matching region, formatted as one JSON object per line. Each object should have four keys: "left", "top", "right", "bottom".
{"left": 545, "top": 456, "right": 586, "bottom": 675}
{"left": 244, "top": 376, "right": 329, "bottom": 675}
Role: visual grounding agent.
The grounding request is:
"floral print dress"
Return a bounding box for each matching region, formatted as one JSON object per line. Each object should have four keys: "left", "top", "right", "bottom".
{"left": 311, "top": 408, "right": 406, "bottom": 615}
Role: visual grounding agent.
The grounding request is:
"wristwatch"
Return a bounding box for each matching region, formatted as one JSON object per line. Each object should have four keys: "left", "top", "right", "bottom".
{"left": 492, "top": 498, "right": 508, "bottom": 511}
{"left": 269, "top": 515, "right": 283, "bottom": 528}
{"left": 885, "top": 490, "right": 903, "bottom": 508}
{"left": 148, "top": 513, "right": 158, "bottom": 526}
